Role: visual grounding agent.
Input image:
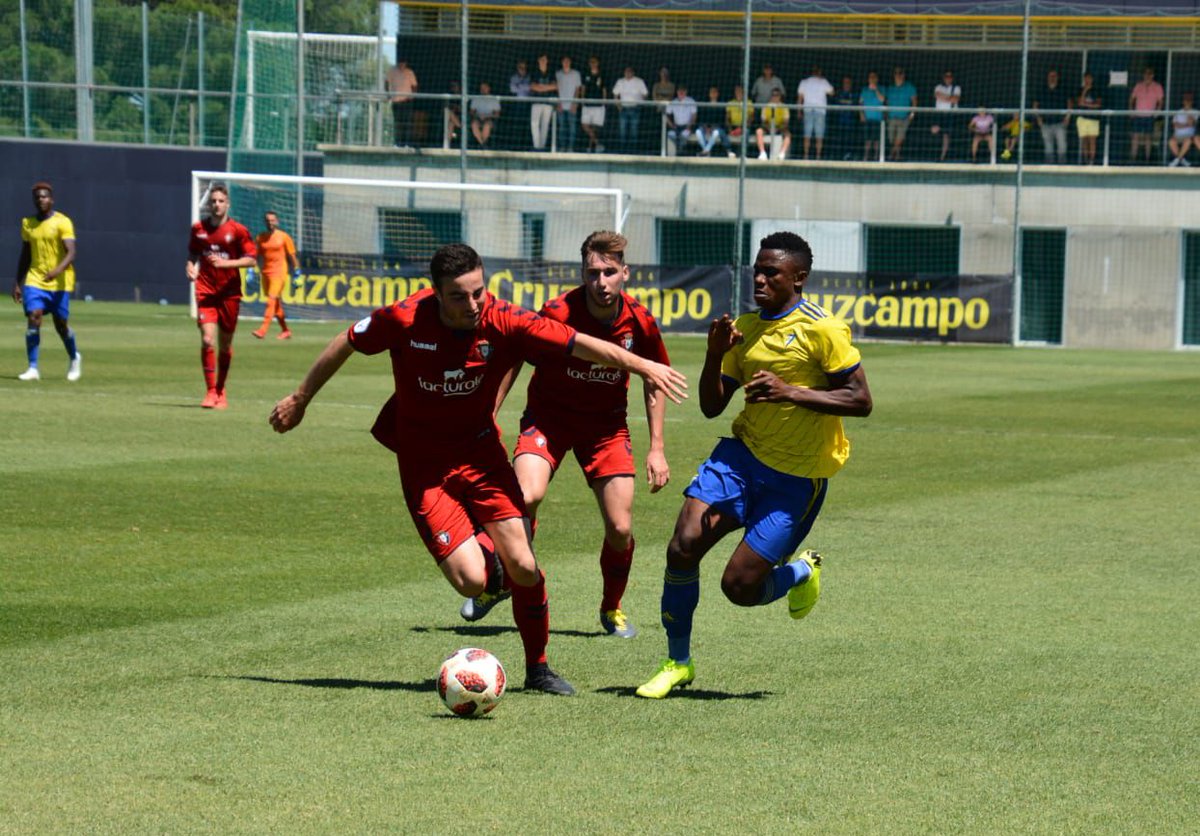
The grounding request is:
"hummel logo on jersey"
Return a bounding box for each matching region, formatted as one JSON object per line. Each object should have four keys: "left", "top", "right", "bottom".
{"left": 410, "top": 339, "right": 437, "bottom": 351}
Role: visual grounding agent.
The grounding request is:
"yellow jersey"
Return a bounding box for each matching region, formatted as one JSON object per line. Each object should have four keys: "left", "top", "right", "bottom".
{"left": 20, "top": 212, "right": 76, "bottom": 292}
{"left": 722, "top": 298, "right": 861, "bottom": 478}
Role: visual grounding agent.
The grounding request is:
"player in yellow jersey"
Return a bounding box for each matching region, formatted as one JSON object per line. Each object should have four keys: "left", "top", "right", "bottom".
{"left": 12, "top": 182, "right": 81, "bottom": 382}
{"left": 251, "top": 211, "right": 300, "bottom": 340}
{"left": 637, "top": 231, "right": 873, "bottom": 698}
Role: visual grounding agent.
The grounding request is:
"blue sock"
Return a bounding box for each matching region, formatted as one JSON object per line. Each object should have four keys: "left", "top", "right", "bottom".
{"left": 661, "top": 567, "right": 700, "bottom": 663}
{"left": 61, "top": 328, "right": 77, "bottom": 360}
{"left": 25, "top": 328, "right": 40, "bottom": 367}
{"left": 757, "top": 558, "right": 811, "bottom": 605}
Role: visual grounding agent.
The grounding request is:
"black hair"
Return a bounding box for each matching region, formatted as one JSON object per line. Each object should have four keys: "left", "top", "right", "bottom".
{"left": 430, "top": 243, "right": 483, "bottom": 290}
{"left": 759, "top": 231, "right": 813, "bottom": 274}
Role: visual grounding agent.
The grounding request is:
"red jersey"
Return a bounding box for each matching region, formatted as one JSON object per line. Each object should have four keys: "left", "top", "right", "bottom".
{"left": 525, "top": 287, "right": 669, "bottom": 419}
{"left": 349, "top": 287, "right": 577, "bottom": 446}
{"left": 188, "top": 217, "right": 256, "bottom": 298}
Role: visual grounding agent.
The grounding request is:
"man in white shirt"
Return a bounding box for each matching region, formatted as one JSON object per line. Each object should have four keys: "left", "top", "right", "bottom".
{"left": 931, "top": 70, "right": 962, "bottom": 161}
{"left": 796, "top": 66, "right": 835, "bottom": 160}
{"left": 555, "top": 55, "right": 583, "bottom": 152}
{"left": 612, "top": 66, "right": 649, "bottom": 153}
{"left": 664, "top": 85, "right": 698, "bottom": 156}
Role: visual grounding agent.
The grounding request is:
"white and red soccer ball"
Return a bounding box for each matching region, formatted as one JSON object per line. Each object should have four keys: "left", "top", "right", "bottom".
{"left": 437, "top": 648, "right": 506, "bottom": 717}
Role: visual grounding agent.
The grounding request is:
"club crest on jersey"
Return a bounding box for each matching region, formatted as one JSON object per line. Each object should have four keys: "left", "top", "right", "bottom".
{"left": 476, "top": 341, "right": 492, "bottom": 361}
{"left": 436, "top": 531, "right": 451, "bottom": 546}
{"left": 621, "top": 335, "right": 633, "bottom": 350}
{"left": 353, "top": 316, "right": 371, "bottom": 334}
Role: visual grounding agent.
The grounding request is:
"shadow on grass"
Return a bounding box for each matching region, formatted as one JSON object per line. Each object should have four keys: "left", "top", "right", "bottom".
{"left": 225, "top": 674, "right": 433, "bottom": 692}
{"left": 409, "top": 624, "right": 597, "bottom": 639}
{"left": 595, "top": 685, "right": 772, "bottom": 701}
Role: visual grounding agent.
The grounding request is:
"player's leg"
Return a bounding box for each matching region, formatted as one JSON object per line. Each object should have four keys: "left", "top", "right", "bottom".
{"left": 591, "top": 474, "right": 636, "bottom": 637}
{"left": 197, "top": 313, "right": 219, "bottom": 405}
{"left": 213, "top": 298, "right": 237, "bottom": 407}
{"left": 513, "top": 452, "right": 554, "bottom": 531}
{"left": 19, "top": 296, "right": 44, "bottom": 380}
{"left": 50, "top": 302, "right": 80, "bottom": 381}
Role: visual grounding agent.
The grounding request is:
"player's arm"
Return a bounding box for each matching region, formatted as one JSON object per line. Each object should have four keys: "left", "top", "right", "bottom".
{"left": 744, "top": 364, "right": 873, "bottom": 417}
{"left": 642, "top": 378, "right": 669, "bottom": 492}
{"left": 494, "top": 360, "right": 524, "bottom": 417}
{"left": 699, "top": 314, "right": 742, "bottom": 418}
{"left": 44, "top": 238, "right": 76, "bottom": 281}
{"left": 569, "top": 331, "right": 687, "bottom": 405}
{"left": 13, "top": 242, "right": 31, "bottom": 303}
{"left": 269, "top": 330, "right": 356, "bottom": 433}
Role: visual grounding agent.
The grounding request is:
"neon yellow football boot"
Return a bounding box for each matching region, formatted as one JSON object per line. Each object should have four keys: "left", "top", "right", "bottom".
{"left": 787, "top": 550, "right": 822, "bottom": 620}
{"left": 635, "top": 658, "right": 695, "bottom": 699}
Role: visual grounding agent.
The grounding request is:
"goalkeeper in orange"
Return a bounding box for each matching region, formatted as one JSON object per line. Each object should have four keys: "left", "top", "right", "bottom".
{"left": 251, "top": 211, "right": 300, "bottom": 339}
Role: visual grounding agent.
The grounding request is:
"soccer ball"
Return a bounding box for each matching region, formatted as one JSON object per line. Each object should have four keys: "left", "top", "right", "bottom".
{"left": 437, "top": 648, "right": 506, "bottom": 717}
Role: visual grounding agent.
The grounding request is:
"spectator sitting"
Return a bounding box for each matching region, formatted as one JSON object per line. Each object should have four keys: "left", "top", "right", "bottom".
{"left": 968, "top": 107, "right": 996, "bottom": 163}
{"left": 1168, "top": 91, "right": 1200, "bottom": 167}
{"left": 469, "top": 81, "right": 501, "bottom": 149}
{"left": 444, "top": 80, "right": 462, "bottom": 146}
{"left": 696, "top": 86, "right": 726, "bottom": 157}
{"left": 1001, "top": 112, "right": 1033, "bottom": 160}
{"left": 724, "top": 84, "right": 754, "bottom": 158}
{"left": 756, "top": 88, "right": 791, "bottom": 161}
{"left": 664, "top": 84, "right": 697, "bottom": 155}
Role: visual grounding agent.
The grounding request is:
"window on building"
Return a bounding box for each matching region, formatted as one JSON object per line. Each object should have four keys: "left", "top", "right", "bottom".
{"left": 378, "top": 209, "right": 463, "bottom": 262}
{"left": 864, "top": 225, "right": 960, "bottom": 275}
{"left": 657, "top": 219, "right": 752, "bottom": 266}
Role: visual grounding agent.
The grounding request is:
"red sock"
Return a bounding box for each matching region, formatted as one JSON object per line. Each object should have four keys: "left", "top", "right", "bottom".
{"left": 201, "top": 345, "right": 216, "bottom": 391}
{"left": 216, "top": 349, "right": 232, "bottom": 393}
{"left": 599, "top": 537, "right": 634, "bottom": 612}
{"left": 510, "top": 569, "right": 549, "bottom": 667}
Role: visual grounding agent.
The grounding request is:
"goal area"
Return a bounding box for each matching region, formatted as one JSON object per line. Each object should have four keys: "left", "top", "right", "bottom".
{"left": 190, "top": 171, "right": 628, "bottom": 321}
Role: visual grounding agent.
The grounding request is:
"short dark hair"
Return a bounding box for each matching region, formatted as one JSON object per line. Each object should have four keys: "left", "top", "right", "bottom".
{"left": 430, "top": 243, "right": 483, "bottom": 290}
{"left": 759, "top": 231, "right": 813, "bottom": 274}
{"left": 32, "top": 181, "right": 53, "bottom": 194}
{"left": 208, "top": 183, "right": 229, "bottom": 198}
{"left": 581, "top": 230, "right": 627, "bottom": 265}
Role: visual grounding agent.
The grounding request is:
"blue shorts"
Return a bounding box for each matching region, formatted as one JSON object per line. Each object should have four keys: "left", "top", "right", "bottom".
{"left": 23, "top": 286, "right": 70, "bottom": 319}
{"left": 684, "top": 436, "right": 828, "bottom": 564}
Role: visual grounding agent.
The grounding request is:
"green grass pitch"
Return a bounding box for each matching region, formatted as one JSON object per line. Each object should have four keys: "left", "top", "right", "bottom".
{"left": 2, "top": 302, "right": 1198, "bottom": 832}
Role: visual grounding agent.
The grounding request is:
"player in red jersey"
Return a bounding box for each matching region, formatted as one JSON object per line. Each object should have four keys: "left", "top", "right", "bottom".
{"left": 186, "top": 184, "right": 256, "bottom": 409}
{"left": 459, "top": 231, "right": 670, "bottom": 640}
{"left": 269, "top": 243, "right": 686, "bottom": 696}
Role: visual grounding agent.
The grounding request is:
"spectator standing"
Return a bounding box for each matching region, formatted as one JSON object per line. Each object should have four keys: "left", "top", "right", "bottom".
{"left": 556, "top": 56, "right": 583, "bottom": 152}
{"left": 930, "top": 70, "right": 961, "bottom": 161}
{"left": 612, "top": 66, "right": 649, "bottom": 153}
{"left": 1168, "top": 91, "right": 1200, "bottom": 167}
{"left": 1034, "top": 69, "right": 1070, "bottom": 164}
{"left": 724, "top": 84, "right": 754, "bottom": 158}
{"left": 14, "top": 181, "right": 81, "bottom": 382}
{"left": 751, "top": 64, "right": 786, "bottom": 105}
{"left": 796, "top": 66, "right": 835, "bottom": 160}
{"left": 508, "top": 59, "right": 532, "bottom": 150}
{"left": 664, "top": 85, "right": 698, "bottom": 156}
{"left": 756, "top": 88, "right": 791, "bottom": 161}
{"left": 652, "top": 67, "right": 676, "bottom": 105}
{"left": 831, "top": 75, "right": 857, "bottom": 161}
{"left": 859, "top": 70, "right": 886, "bottom": 161}
{"left": 529, "top": 54, "right": 557, "bottom": 151}
{"left": 580, "top": 56, "right": 608, "bottom": 153}
{"left": 1129, "top": 67, "right": 1164, "bottom": 164}
{"left": 1074, "top": 72, "right": 1102, "bottom": 165}
{"left": 885, "top": 67, "right": 917, "bottom": 161}
{"left": 469, "top": 81, "right": 501, "bottom": 149}
{"left": 385, "top": 56, "right": 418, "bottom": 148}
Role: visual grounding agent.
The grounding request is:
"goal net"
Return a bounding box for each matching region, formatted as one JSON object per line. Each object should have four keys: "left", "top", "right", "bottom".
{"left": 191, "top": 170, "right": 628, "bottom": 322}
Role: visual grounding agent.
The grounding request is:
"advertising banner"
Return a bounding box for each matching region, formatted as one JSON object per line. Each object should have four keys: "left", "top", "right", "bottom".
{"left": 242, "top": 253, "right": 1012, "bottom": 343}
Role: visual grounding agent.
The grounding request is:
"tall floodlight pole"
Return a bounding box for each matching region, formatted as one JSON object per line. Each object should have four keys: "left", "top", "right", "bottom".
{"left": 74, "top": 0, "right": 95, "bottom": 141}
{"left": 296, "top": 0, "right": 306, "bottom": 248}
{"left": 1010, "top": 0, "right": 1032, "bottom": 344}
{"left": 142, "top": 2, "right": 151, "bottom": 143}
{"left": 459, "top": 0, "right": 469, "bottom": 184}
{"left": 20, "top": 0, "right": 31, "bottom": 138}
{"left": 198, "top": 12, "right": 206, "bottom": 145}
{"left": 733, "top": 0, "right": 754, "bottom": 316}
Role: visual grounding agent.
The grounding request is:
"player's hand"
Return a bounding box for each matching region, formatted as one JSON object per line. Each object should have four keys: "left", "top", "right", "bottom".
{"left": 638, "top": 361, "right": 687, "bottom": 405}
{"left": 269, "top": 393, "right": 308, "bottom": 433}
{"left": 186, "top": 261, "right": 200, "bottom": 282}
{"left": 706, "top": 314, "right": 743, "bottom": 356}
{"left": 645, "top": 449, "right": 670, "bottom": 493}
{"left": 292, "top": 268, "right": 303, "bottom": 280}
{"left": 744, "top": 369, "right": 795, "bottom": 404}
{"left": 11, "top": 284, "right": 22, "bottom": 304}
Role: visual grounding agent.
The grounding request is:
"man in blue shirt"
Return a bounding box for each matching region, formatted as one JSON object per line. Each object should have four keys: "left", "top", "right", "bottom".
{"left": 885, "top": 67, "right": 918, "bottom": 161}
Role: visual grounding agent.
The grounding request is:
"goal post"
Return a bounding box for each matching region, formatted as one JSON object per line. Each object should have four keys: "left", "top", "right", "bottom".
{"left": 190, "top": 170, "right": 630, "bottom": 321}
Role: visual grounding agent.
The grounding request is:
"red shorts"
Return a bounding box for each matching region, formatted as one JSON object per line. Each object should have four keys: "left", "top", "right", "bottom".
{"left": 513, "top": 409, "right": 634, "bottom": 484}
{"left": 197, "top": 295, "right": 240, "bottom": 333}
{"left": 398, "top": 435, "right": 526, "bottom": 562}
